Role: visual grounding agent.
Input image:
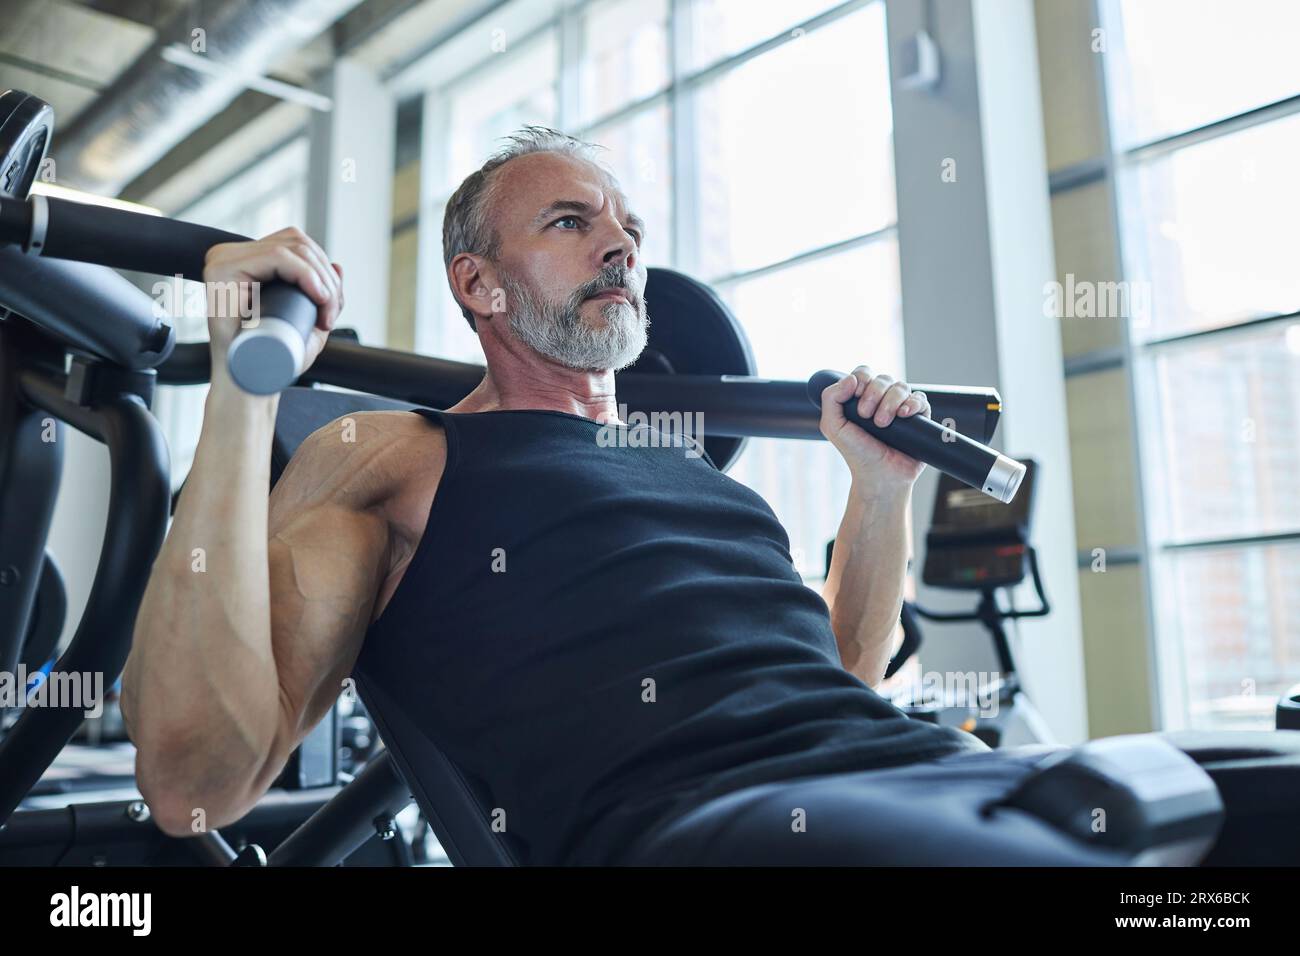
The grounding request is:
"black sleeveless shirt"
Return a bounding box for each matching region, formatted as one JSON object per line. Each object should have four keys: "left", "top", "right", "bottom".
{"left": 354, "top": 409, "right": 985, "bottom": 865}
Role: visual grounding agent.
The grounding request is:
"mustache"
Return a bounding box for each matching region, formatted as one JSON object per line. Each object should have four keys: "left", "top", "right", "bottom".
{"left": 572, "top": 266, "right": 641, "bottom": 307}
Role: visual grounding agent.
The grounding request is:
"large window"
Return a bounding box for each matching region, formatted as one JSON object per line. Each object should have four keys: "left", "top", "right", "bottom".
{"left": 1102, "top": 0, "right": 1300, "bottom": 149}
{"left": 403, "top": 0, "right": 899, "bottom": 576}
{"left": 152, "top": 137, "right": 309, "bottom": 487}
{"left": 1099, "top": 0, "right": 1300, "bottom": 729}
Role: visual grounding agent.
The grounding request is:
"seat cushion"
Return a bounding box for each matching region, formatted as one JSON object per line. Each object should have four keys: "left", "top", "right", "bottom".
{"left": 1162, "top": 730, "right": 1300, "bottom": 865}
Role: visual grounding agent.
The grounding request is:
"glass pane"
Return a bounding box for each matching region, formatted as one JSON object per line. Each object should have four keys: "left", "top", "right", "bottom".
{"left": 722, "top": 240, "right": 904, "bottom": 583}
{"left": 1141, "top": 322, "right": 1300, "bottom": 543}
{"left": 687, "top": 1, "right": 894, "bottom": 279}
{"left": 182, "top": 137, "right": 309, "bottom": 244}
{"left": 686, "top": 0, "right": 848, "bottom": 73}
{"left": 1102, "top": 0, "right": 1300, "bottom": 149}
{"left": 1156, "top": 542, "right": 1300, "bottom": 730}
{"left": 1118, "top": 113, "right": 1300, "bottom": 341}
{"left": 719, "top": 239, "right": 902, "bottom": 380}
{"left": 586, "top": 103, "right": 672, "bottom": 267}
{"left": 161, "top": 138, "right": 309, "bottom": 487}
{"left": 174, "top": 137, "right": 310, "bottom": 341}
{"left": 441, "top": 30, "right": 559, "bottom": 196}
{"left": 579, "top": 0, "right": 669, "bottom": 125}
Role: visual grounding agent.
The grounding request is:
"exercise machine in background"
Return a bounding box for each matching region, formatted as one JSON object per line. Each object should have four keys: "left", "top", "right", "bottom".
{"left": 896, "top": 461, "right": 1056, "bottom": 748}
{"left": 824, "top": 460, "right": 1052, "bottom": 747}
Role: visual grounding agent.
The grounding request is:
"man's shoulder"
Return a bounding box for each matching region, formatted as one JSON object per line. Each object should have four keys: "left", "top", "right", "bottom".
{"left": 287, "top": 408, "right": 448, "bottom": 513}
{"left": 317, "top": 407, "right": 443, "bottom": 441}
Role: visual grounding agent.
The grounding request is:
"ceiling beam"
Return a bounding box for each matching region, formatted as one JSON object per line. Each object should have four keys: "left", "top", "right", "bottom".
{"left": 60, "top": 0, "right": 189, "bottom": 29}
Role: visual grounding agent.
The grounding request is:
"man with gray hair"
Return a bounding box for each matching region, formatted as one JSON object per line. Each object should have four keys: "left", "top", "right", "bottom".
{"left": 442, "top": 127, "right": 650, "bottom": 375}
{"left": 125, "top": 126, "right": 1125, "bottom": 868}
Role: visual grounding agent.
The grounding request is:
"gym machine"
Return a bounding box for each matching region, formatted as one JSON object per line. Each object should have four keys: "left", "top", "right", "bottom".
{"left": 884, "top": 461, "right": 1056, "bottom": 748}
{"left": 0, "top": 87, "right": 1030, "bottom": 866}
{"left": 2, "top": 88, "right": 1299, "bottom": 866}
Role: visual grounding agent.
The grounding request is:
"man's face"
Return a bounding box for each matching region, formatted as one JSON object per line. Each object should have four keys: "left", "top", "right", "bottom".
{"left": 486, "top": 152, "right": 649, "bottom": 371}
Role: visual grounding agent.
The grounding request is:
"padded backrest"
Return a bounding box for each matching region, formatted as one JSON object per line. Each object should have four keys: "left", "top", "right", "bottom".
{"left": 353, "top": 672, "right": 520, "bottom": 865}
{"left": 271, "top": 386, "right": 524, "bottom": 865}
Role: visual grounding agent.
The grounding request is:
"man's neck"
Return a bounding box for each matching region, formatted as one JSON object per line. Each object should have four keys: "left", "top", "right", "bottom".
{"left": 450, "top": 359, "right": 621, "bottom": 424}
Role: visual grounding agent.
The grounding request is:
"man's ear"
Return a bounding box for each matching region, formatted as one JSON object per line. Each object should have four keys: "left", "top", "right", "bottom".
{"left": 450, "top": 254, "right": 497, "bottom": 324}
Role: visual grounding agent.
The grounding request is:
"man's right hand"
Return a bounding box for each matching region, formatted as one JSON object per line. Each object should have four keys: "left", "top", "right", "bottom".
{"left": 202, "top": 226, "right": 345, "bottom": 390}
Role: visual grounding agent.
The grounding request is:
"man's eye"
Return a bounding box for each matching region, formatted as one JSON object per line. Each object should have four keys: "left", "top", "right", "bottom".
{"left": 627, "top": 229, "right": 643, "bottom": 245}
{"left": 553, "top": 216, "right": 581, "bottom": 230}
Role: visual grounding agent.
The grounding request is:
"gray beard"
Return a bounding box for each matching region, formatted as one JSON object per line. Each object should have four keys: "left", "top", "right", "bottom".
{"left": 501, "top": 271, "right": 649, "bottom": 372}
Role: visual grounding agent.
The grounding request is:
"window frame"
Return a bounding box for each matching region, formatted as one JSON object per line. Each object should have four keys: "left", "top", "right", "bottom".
{"left": 1052, "top": 0, "right": 1300, "bottom": 729}
{"left": 395, "top": 0, "right": 889, "bottom": 343}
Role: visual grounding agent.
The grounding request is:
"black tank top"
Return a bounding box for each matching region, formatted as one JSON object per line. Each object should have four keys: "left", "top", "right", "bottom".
{"left": 354, "top": 408, "right": 984, "bottom": 865}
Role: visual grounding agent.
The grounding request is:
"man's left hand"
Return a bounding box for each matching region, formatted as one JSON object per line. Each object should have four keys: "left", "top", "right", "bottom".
{"left": 817, "top": 366, "right": 929, "bottom": 489}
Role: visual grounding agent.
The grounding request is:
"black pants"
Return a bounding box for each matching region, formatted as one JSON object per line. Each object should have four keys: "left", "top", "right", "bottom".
{"left": 618, "top": 733, "right": 1300, "bottom": 866}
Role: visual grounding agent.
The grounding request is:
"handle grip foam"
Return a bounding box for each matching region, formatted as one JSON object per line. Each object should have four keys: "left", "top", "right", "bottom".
{"left": 807, "top": 369, "right": 1025, "bottom": 502}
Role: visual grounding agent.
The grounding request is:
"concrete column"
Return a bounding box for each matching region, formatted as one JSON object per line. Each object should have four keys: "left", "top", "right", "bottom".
{"left": 307, "top": 59, "right": 396, "bottom": 348}
{"left": 886, "top": 0, "right": 1088, "bottom": 742}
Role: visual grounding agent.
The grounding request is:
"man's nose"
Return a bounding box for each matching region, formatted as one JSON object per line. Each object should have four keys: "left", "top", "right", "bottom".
{"left": 601, "top": 238, "right": 636, "bottom": 271}
{"left": 596, "top": 217, "right": 637, "bottom": 271}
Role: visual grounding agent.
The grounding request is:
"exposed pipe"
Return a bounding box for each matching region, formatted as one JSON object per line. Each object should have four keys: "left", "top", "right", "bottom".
{"left": 51, "top": 0, "right": 363, "bottom": 196}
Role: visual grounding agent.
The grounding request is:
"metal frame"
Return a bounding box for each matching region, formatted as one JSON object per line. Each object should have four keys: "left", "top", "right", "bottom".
{"left": 0, "top": 322, "right": 63, "bottom": 679}
{"left": 0, "top": 325, "right": 170, "bottom": 827}
{"left": 0, "top": 312, "right": 416, "bottom": 866}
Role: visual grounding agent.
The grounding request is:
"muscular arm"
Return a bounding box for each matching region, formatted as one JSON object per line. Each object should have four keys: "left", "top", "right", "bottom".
{"left": 821, "top": 483, "right": 912, "bottom": 688}
{"left": 814, "top": 366, "right": 930, "bottom": 689}
{"left": 120, "top": 382, "right": 284, "bottom": 834}
{"left": 120, "top": 409, "right": 395, "bottom": 836}
{"left": 119, "top": 225, "right": 411, "bottom": 837}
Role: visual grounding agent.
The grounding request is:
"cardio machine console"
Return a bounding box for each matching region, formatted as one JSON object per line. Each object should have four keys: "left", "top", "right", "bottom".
{"left": 921, "top": 459, "right": 1037, "bottom": 590}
